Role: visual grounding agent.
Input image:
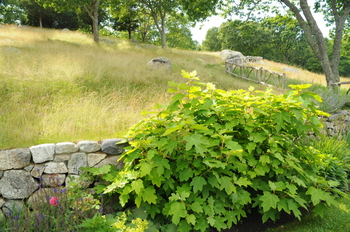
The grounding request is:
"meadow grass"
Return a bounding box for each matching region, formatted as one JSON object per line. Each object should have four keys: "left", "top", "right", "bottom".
{"left": 1, "top": 25, "right": 350, "bottom": 231}
{"left": 0, "top": 24, "right": 347, "bottom": 149}
{"left": 266, "top": 193, "right": 350, "bottom": 232}
{"left": 1, "top": 25, "right": 262, "bottom": 149}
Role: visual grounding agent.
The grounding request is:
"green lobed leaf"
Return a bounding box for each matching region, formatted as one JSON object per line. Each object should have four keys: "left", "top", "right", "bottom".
{"left": 306, "top": 186, "right": 326, "bottom": 205}
{"left": 142, "top": 187, "right": 157, "bottom": 205}
{"left": 194, "top": 217, "right": 209, "bottom": 232}
{"left": 262, "top": 209, "right": 277, "bottom": 223}
{"left": 260, "top": 191, "right": 280, "bottom": 212}
{"left": 190, "top": 199, "right": 204, "bottom": 214}
{"left": 235, "top": 177, "right": 252, "bottom": 187}
{"left": 178, "top": 220, "right": 192, "bottom": 232}
{"left": 248, "top": 132, "right": 267, "bottom": 143}
{"left": 287, "top": 200, "right": 302, "bottom": 220}
{"left": 179, "top": 168, "right": 194, "bottom": 182}
{"left": 190, "top": 176, "right": 207, "bottom": 193}
{"left": 131, "top": 179, "right": 144, "bottom": 195}
{"left": 169, "top": 202, "right": 187, "bottom": 225}
{"left": 183, "top": 133, "right": 208, "bottom": 155}
{"left": 220, "top": 176, "right": 236, "bottom": 195}
{"left": 186, "top": 214, "right": 196, "bottom": 225}
{"left": 259, "top": 155, "right": 271, "bottom": 165}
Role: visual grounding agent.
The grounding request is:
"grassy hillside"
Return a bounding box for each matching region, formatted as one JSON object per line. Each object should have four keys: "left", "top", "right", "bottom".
{"left": 0, "top": 25, "right": 333, "bottom": 149}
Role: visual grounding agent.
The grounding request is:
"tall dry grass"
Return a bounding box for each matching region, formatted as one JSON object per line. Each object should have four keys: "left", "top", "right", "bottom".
{"left": 0, "top": 25, "right": 253, "bottom": 149}
{"left": 1, "top": 25, "right": 338, "bottom": 149}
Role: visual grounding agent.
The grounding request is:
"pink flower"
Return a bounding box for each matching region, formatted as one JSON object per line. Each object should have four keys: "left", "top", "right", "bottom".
{"left": 49, "top": 197, "right": 59, "bottom": 206}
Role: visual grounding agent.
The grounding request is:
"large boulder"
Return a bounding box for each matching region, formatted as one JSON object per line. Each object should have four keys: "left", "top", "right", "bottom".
{"left": 219, "top": 50, "right": 244, "bottom": 61}
{"left": 146, "top": 57, "right": 172, "bottom": 70}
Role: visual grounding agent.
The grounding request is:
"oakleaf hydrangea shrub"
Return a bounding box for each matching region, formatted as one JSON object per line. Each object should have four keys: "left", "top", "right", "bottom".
{"left": 99, "top": 71, "right": 346, "bottom": 232}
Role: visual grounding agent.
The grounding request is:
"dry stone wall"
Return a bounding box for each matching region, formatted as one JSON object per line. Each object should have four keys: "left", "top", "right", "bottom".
{"left": 321, "top": 110, "right": 350, "bottom": 136}
{"left": 0, "top": 138, "right": 128, "bottom": 220}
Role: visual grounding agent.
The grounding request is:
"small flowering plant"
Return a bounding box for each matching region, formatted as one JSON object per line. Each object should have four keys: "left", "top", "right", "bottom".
{"left": 49, "top": 197, "right": 60, "bottom": 206}
{"left": 2, "top": 173, "right": 102, "bottom": 231}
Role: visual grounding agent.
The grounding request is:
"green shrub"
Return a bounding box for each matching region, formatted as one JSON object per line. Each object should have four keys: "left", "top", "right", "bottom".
{"left": 301, "top": 136, "right": 350, "bottom": 192}
{"left": 91, "top": 71, "right": 346, "bottom": 232}
{"left": 77, "top": 212, "right": 148, "bottom": 232}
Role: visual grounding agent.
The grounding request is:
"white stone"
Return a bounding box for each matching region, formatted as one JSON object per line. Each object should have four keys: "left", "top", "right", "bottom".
{"left": 29, "top": 143, "right": 55, "bottom": 163}
{"left": 219, "top": 50, "right": 244, "bottom": 61}
{"left": 55, "top": 142, "right": 78, "bottom": 154}
{"left": 78, "top": 141, "right": 100, "bottom": 152}
{"left": 146, "top": 57, "right": 172, "bottom": 70}
{"left": 44, "top": 162, "right": 68, "bottom": 174}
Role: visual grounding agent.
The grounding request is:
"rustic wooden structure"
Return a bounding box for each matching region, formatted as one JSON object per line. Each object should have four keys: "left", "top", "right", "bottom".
{"left": 225, "top": 57, "right": 286, "bottom": 89}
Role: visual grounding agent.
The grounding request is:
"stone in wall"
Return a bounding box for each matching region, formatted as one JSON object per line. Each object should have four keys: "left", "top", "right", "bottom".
{"left": 321, "top": 110, "right": 350, "bottom": 136}
{"left": 101, "top": 138, "right": 128, "bottom": 155}
{"left": 68, "top": 152, "right": 87, "bottom": 174}
{"left": 0, "top": 138, "right": 129, "bottom": 218}
{"left": 55, "top": 142, "right": 79, "bottom": 154}
{"left": 2, "top": 200, "right": 26, "bottom": 217}
{"left": 27, "top": 188, "right": 56, "bottom": 208}
{"left": 44, "top": 162, "right": 68, "bottom": 174}
{"left": 42, "top": 174, "right": 66, "bottom": 187}
{"left": 94, "top": 155, "right": 124, "bottom": 170}
{"left": 0, "top": 170, "right": 38, "bottom": 199}
{"left": 31, "top": 164, "right": 45, "bottom": 178}
{"left": 29, "top": 143, "right": 55, "bottom": 163}
{"left": 88, "top": 153, "right": 107, "bottom": 167}
{"left": 0, "top": 148, "right": 31, "bottom": 170}
{"left": 78, "top": 140, "right": 100, "bottom": 152}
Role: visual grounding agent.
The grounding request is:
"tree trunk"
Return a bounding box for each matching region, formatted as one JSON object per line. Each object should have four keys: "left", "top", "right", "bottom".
{"left": 39, "top": 15, "right": 42, "bottom": 29}
{"left": 280, "top": 0, "right": 350, "bottom": 86}
{"left": 161, "top": 17, "right": 166, "bottom": 49}
{"left": 92, "top": 0, "right": 99, "bottom": 44}
{"left": 84, "top": 0, "right": 100, "bottom": 44}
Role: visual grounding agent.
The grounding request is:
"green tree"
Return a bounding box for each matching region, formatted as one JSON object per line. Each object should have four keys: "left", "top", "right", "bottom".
{"left": 135, "top": 0, "right": 179, "bottom": 49}
{"left": 20, "top": 0, "right": 80, "bottom": 29}
{"left": 110, "top": 0, "right": 140, "bottom": 40}
{"left": 35, "top": 0, "right": 104, "bottom": 43}
{"left": 165, "top": 15, "right": 197, "bottom": 50}
{"left": 261, "top": 15, "right": 316, "bottom": 67}
{"left": 202, "top": 27, "right": 221, "bottom": 51}
{"left": 0, "top": 0, "right": 26, "bottom": 24}
{"left": 226, "top": 0, "right": 350, "bottom": 86}
{"left": 218, "top": 20, "right": 270, "bottom": 56}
